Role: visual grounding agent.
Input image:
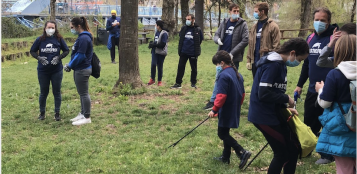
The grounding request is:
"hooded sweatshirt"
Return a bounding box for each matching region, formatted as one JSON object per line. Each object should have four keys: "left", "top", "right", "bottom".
{"left": 248, "top": 52, "right": 289, "bottom": 125}
{"left": 69, "top": 31, "right": 93, "bottom": 71}
{"left": 317, "top": 61, "right": 356, "bottom": 108}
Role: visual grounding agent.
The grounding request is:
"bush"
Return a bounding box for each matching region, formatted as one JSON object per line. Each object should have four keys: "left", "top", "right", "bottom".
{"left": 1, "top": 17, "right": 41, "bottom": 38}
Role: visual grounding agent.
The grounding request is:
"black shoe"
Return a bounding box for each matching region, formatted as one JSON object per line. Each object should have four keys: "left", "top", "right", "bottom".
{"left": 170, "top": 83, "right": 182, "bottom": 89}
{"left": 213, "top": 156, "right": 230, "bottom": 164}
{"left": 38, "top": 112, "right": 45, "bottom": 120}
{"left": 54, "top": 113, "right": 61, "bottom": 121}
{"left": 111, "top": 61, "right": 116, "bottom": 64}
{"left": 239, "top": 150, "right": 252, "bottom": 169}
{"left": 203, "top": 101, "right": 214, "bottom": 110}
{"left": 191, "top": 83, "right": 197, "bottom": 89}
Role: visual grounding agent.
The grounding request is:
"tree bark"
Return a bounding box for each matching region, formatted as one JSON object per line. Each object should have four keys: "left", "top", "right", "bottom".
{"left": 181, "top": 0, "right": 190, "bottom": 26}
{"left": 298, "top": 0, "right": 312, "bottom": 38}
{"left": 218, "top": 0, "right": 221, "bottom": 27}
{"left": 50, "top": 0, "right": 56, "bottom": 21}
{"left": 174, "top": 0, "right": 179, "bottom": 35}
{"left": 162, "top": 0, "right": 175, "bottom": 39}
{"left": 115, "top": 0, "right": 142, "bottom": 89}
{"left": 351, "top": 0, "right": 356, "bottom": 22}
{"left": 195, "top": 0, "right": 204, "bottom": 33}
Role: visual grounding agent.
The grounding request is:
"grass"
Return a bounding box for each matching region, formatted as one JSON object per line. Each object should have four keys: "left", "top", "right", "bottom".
{"left": 1, "top": 39, "right": 336, "bottom": 173}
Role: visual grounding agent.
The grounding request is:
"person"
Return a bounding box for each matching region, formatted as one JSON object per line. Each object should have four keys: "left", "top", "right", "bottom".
{"left": 203, "top": 3, "right": 248, "bottom": 110}
{"left": 316, "top": 22, "right": 356, "bottom": 68}
{"left": 171, "top": 14, "right": 203, "bottom": 89}
{"left": 248, "top": 38, "right": 310, "bottom": 174}
{"left": 30, "top": 21, "right": 69, "bottom": 121}
{"left": 246, "top": 2, "right": 281, "bottom": 78}
{"left": 106, "top": 10, "right": 121, "bottom": 64}
{"left": 147, "top": 20, "right": 169, "bottom": 86}
{"left": 208, "top": 50, "right": 251, "bottom": 169}
{"left": 294, "top": 7, "right": 338, "bottom": 164}
{"left": 315, "top": 34, "right": 356, "bottom": 174}
{"left": 64, "top": 17, "right": 93, "bottom": 126}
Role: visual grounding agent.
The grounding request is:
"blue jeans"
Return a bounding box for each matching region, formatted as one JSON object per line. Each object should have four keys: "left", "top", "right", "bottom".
{"left": 151, "top": 53, "right": 166, "bottom": 81}
{"left": 38, "top": 70, "right": 63, "bottom": 113}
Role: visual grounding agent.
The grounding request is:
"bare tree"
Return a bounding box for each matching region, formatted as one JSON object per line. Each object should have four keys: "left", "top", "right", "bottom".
{"left": 115, "top": 0, "right": 142, "bottom": 88}
{"left": 298, "top": 0, "right": 312, "bottom": 38}
{"left": 162, "top": 0, "right": 175, "bottom": 39}
{"left": 351, "top": 0, "right": 356, "bottom": 22}
{"left": 50, "top": 0, "right": 56, "bottom": 21}
{"left": 181, "top": 0, "right": 190, "bottom": 26}
{"left": 174, "top": 0, "right": 179, "bottom": 35}
{"left": 195, "top": 0, "right": 204, "bottom": 33}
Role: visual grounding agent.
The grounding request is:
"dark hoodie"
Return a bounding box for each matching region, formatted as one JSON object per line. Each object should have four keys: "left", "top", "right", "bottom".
{"left": 248, "top": 52, "right": 289, "bottom": 125}
{"left": 297, "top": 24, "right": 338, "bottom": 93}
{"left": 69, "top": 31, "right": 93, "bottom": 71}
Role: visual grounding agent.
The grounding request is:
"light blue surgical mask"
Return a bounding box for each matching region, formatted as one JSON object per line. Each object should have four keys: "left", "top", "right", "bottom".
{"left": 285, "top": 55, "right": 300, "bottom": 67}
{"left": 253, "top": 12, "right": 260, "bottom": 20}
{"left": 71, "top": 29, "right": 79, "bottom": 35}
{"left": 231, "top": 14, "right": 239, "bottom": 20}
{"left": 155, "top": 27, "right": 157, "bottom": 33}
{"left": 186, "top": 20, "right": 192, "bottom": 26}
{"left": 216, "top": 65, "right": 223, "bottom": 72}
{"left": 314, "top": 21, "right": 327, "bottom": 34}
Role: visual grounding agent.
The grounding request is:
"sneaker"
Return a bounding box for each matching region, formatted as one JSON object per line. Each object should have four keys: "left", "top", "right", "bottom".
{"left": 170, "top": 83, "right": 182, "bottom": 89}
{"left": 191, "top": 83, "right": 197, "bottom": 89}
{"left": 111, "top": 60, "right": 116, "bottom": 64}
{"left": 72, "top": 118, "right": 91, "bottom": 126}
{"left": 38, "top": 112, "right": 45, "bottom": 120}
{"left": 54, "top": 113, "right": 61, "bottom": 121}
{"left": 239, "top": 150, "right": 252, "bottom": 169}
{"left": 158, "top": 81, "right": 162, "bottom": 86}
{"left": 70, "top": 113, "right": 85, "bottom": 122}
{"left": 315, "top": 158, "right": 334, "bottom": 164}
{"left": 213, "top": 156, "right": 230, "bottom": 164}
{"left": 147, "top": 78, "right": 155, "bottom": 85}
{"left": 203, "top": 101, "right": 214, "bottom": 110}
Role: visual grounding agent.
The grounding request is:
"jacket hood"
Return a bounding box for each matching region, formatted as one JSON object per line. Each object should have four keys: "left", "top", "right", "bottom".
{"left": 255, "top": 52, "right": 283, "bottom": 67}
{"left": 79, "top": 31, "right": 93, "bottom": 40}
{"left": 338, "top": 61, "right": 356, "bottom": 80}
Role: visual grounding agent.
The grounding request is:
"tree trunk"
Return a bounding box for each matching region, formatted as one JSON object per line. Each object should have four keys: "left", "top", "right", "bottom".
{"left": 50, "top": 0, "right": 56, "bottom": 21}
{"left": 218, "top": 0, "right": 221, "bottom": 27}
{"left": 115, "top": 0, "right": 142, "bottom": 88}
{"left": 162, "top": 0, "right": 175, "bottom": 39}
{"left": 351, "top": 0, "right": 356, "bottom": 22}
{"left": 181, "top": 0, "right": 189, "bottom": 26}
{"left": 298, "top": 0, "right": 312, "bottom": 38}
{"left": 195, "top": 0, "right": 204, "bottom": 33}
{"left": 174, "top": 0, "right": 179, "bottom": 35}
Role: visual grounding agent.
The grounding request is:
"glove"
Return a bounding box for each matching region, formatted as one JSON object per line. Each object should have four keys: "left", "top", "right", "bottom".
{"left": 229, "top": 53, "right": 233, "bottom": 60}
{"left": 246, "top": 63, "right": 252, "bottom": 70}
{"left": 37, "top": 56, "right": 49, "bottom": 66}
{"left": 217, "top": 38, "right": 223, "bottom": 45}
{"left": 148, "top": 42, "right": 155, "bottom": 49}
{"left": 64, "top": 63, "right": 71, "bottom": 72}
{"left": 51, "top": 56, "right": 60, "bottom": 65}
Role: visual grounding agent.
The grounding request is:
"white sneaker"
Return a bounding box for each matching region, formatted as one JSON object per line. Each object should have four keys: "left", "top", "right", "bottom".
{"left": 72, "top": 118, "right": 91, "bottom": 126}
{"left": 70, "top": 113, "right": 85, "bottom": 122}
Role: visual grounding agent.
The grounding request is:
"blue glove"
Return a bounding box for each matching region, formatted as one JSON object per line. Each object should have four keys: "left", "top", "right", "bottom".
{"left": 294, "top": 91, "right": 300, "bottom": 102}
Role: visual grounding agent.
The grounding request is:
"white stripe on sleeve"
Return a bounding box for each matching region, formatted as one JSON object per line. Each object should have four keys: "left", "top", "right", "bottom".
{"left": 259, "top": 82, "right": 272, "bottom": 87}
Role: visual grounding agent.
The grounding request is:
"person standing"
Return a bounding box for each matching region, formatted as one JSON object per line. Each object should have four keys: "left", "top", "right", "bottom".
{"left": 106, "top": 10, "right": 121, "bottom": 64}
{"left": 246, "top": 2, "right": 281, "bottom": 78}
{"left": 171, "top": 14, "right": 203, "bottom": 89}
{"left": 64, "top": 17, "right": 93, "bottom": 126}
{"left": 30, "top": 21, "right": 69, "bottom": 121}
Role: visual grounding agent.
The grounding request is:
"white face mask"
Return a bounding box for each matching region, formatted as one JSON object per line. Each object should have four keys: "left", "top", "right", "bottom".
{"left": 46, "top": 29, "right": 55, "bottom": 36}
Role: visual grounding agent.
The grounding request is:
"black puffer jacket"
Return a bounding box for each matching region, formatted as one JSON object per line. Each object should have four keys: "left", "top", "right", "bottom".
{"left": 178, "top": 23, "right": 203, "bottom": 57}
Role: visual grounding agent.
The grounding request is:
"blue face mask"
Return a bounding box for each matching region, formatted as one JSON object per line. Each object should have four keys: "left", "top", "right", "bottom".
{"left": 155, "top": 27, "right": 157, "bottom": 33}
{"left": 253, "top": 12, "right": 260, "bottom": 20}
{"left": 186, "top": 20, "right": 192, "bottom": 26}
{"left": 285, "top": 55, "right": 300, "bottom": 67}
{"left": 231, "top": 14, "right": 239, "bottom": 20}
{"left": 216, "top": 65, "right": 223, "bottom": 72}
{"left": 314, "top": 21, "right": 327, "bottom": 34}
{"left": 71, "top": 29, "right": 79, "bottom": 35}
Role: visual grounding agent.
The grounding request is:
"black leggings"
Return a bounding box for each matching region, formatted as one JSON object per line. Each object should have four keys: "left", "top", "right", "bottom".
{"left": 254, "top": 123, "right": 299, "bottom": 174}
{"left": 218, "top": 127, "right": 244, "bottom": 158}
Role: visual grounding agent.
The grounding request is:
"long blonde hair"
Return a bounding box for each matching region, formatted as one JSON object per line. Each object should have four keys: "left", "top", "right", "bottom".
{"left": 334, "top": 34, "right": 356, "bottom": 67}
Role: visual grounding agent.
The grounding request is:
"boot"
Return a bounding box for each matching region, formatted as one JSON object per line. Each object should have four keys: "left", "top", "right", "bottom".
{"left": 238, "top": 150, "right": 252, "bottom": 169}
{"left": 213, "top": 156, "right": 230, "bottom": 164}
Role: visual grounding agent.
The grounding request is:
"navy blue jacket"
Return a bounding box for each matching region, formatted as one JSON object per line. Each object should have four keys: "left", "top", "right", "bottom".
{"left": 106, "top": 17, "right": 121, "bottom": 36}
{"left": 69, "top": 31, "right": 93, "bottom": 71}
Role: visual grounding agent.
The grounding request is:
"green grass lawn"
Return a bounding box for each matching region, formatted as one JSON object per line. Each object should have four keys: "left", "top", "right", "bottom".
{"left": 1, "top": 39, "right": 336, "bottom": 173}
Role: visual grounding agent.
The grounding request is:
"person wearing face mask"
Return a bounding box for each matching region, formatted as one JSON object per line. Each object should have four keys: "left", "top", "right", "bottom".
{"left": 248, "top": 38, "right": 310, "bottom": 174}
{"left": 64, "top": 17, "right": 94, "bottom": 126}
{"left": 294, "top": 7, "right": 338, "bottom": 164}
{"left": 203, "top": 3, "right": 248, "bottom": 110}
{"left": 106, "top": 10, "right": 121, "bottom": 64}
{"left": 30, "top": 21, "right": 69, "bottom": 121}
{"left": 246, "top": 2, "right": 281, "bottom": 78}
{"left": 171, "top": 14, "right": 204, "bottom": 89}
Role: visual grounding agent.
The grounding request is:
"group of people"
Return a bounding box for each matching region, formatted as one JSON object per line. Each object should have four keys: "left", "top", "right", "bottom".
{"left": 30, "top": 2, "right": 356, "bottom": 173}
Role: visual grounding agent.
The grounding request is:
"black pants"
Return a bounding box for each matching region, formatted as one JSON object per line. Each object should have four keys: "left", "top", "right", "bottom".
{"left": 218, "top": 127, "right": 244, "bottom": 158}
{"left": 110, "top": 36, "right": 119, "bottom": 61}
{"left": 252, "top": 63, "right": 258, "bottom": 78}
{"left": 254, "top": 123, "right": 299, "bottom": 174}
{"left": 175, "top": 54, "right": 197, "bottom": 85}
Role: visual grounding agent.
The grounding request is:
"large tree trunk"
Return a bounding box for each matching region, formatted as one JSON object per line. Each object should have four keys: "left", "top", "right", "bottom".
{"left": 174, "top": 0, "right": 179, "bottom": 35}
{"left": 218, "top": 0, "right": 221, "bottom": 27}
{"left": 351, "top": 0, "right": 356, "bottom": 22}
{"left": 181, "top": 0, "right": 190, "bottom": 26}
{"left": 298, "top": 0, "right": 312, "bottom": 38}
{"left": 162, "top": 0, "right": 175, "bottom": 39}
{"left": 195, "top": 0, "right": 204, "bottom": 33}
{"left": 50, "top": 0, "right": 56, "bottom": 20}
{"left": 115, "top": 0, "right": 142, "bottom": 88}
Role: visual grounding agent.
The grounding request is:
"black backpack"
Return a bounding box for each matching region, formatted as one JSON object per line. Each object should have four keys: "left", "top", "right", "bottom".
{"left": 91, "top": 52, "right": 101, "bottom": 78}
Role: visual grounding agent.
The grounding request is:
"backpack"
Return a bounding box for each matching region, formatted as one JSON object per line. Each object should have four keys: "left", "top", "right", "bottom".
{"left": 307, "top": 32, "right": 333, "bottom": 44}
{"left": 91, "top": 52, "right": 101, "bottom": 78}
{"left": 338, "top": 80, "right": 356, "bottom": 132}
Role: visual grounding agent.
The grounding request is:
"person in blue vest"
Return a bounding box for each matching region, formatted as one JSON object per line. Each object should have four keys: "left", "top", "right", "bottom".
{"left": 293, "top": 7, "right": 338, "bottom": 164}
{"left": 30, "top": 21, "right": 69, "bottom": 121}
{"left": 147, "top": 20, "right": 169, "bottom": 86}
{"left": 106, "top": 10, "right": 120, "bottom": 64}
{"left": 208, "top": 50, "right": 251, "bottom": 169}
{"left": 315, "top": 34, "right": 356, "bottom": 174}
{"left": 248, "top": 38, "right": 310, "bottom": 174}
{"left": 171, "top": 14, "right": 203, "bottom": 89}
{"left": 64, "top": 17, "right": 93, "bottom": 126}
